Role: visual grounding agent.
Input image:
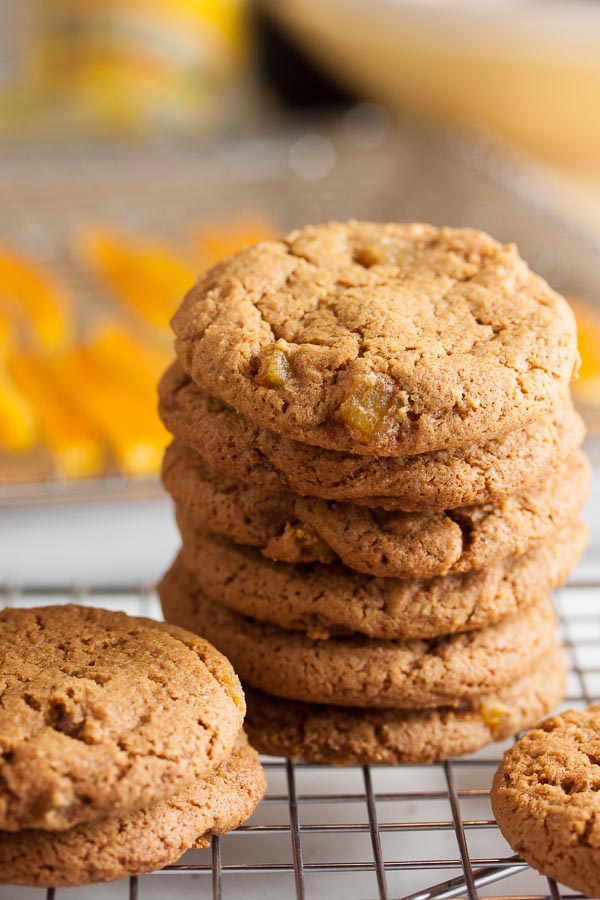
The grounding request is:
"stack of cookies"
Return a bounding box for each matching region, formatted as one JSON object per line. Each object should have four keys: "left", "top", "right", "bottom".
{"left": 0, "top": 605, "right": 265, "bottom": 887}
{"left": 158, "top": 220, "right": 589, "bottom": 765}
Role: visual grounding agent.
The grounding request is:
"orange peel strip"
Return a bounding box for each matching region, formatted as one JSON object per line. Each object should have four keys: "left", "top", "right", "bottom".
{"left": 0, "top": 249, "right": 73, "bottom": 351}
{"left": 8, "top": 352, "right": 104, "bottom": 479}
{"left": 78, "top": 226, "right": 195, "bottom": 333}
{"left": 0, "top": 361, "right": 37, "bottom": 453}
{"left": 51, "top": 346, "right": 168, "bottom": 476}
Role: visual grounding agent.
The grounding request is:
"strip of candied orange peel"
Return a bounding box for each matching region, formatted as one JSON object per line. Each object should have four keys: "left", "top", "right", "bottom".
{"left": 0, "top": 249, "right": 73, "bottom": 351}
{"left": 8, "top": 352, "right": 104, "bottom": 479}
{"left": 77, "top": 225, "right": 195, "bottom": 333}
{"left": 191, "top": 214, "right": 277, "bottom": 269}
{"left": 0, "top": 312, "right": 13, "bottom": 358}
{"left": 572, "top": 299, "right": 600, "bottom": 382}
{"left": 51, "top": 346, "right": 168, "bottom": 476}
{"left": 88, "top": 323, "right": 171, "bottom": 387}
{"left": 0, "top": 360, "right": 37, "bottom": 453}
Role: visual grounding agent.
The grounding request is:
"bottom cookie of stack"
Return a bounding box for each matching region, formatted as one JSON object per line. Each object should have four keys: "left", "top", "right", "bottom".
{"left": 0, "top": 732, "right": 265, "bottom": 887}
{"left": 243, "top": 653, "right": 565, "bottom": 765}
{"left": 159, "top": 559, "right": 567, "bottom": 765}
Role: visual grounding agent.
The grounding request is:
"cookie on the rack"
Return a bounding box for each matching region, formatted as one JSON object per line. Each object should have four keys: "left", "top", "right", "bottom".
{"left": 165, "top": 443, "right": 590, "bottom": 577}
{"left": 244, "top": 648, "right": 566, "bottom": 764}
{"left": 171, "top": 221, "right": 578, "bottom": 456}
{"left": 0, "top": 605, "right": 245, "bottom": 831}
{"left": 159, "top": 363, "right": 584, "bottom": 511}
{"left": 158, "top": 564, "right": 557, "bottom": 709}
{"left": 491, "top": 706, "right": 600, "bottom": 898}
{"left": 0, "top": 732, "right": 265, "bottom": 887}
{"left": 173, "top": 518, "right": 587, "bottom": 639}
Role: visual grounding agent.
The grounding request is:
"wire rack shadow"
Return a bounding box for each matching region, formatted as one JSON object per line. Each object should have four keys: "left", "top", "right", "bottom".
{"left": 0, "top": 578, "right": 597, "bottom": 900}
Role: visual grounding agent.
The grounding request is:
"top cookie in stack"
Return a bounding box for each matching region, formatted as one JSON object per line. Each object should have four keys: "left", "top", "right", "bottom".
{"left": 169, "top": 221, "right": 578, "bottom": 457}
{"left": 161, "top": 221, "right": 582, "bottom": 510}
{"left": 158, "top": 220, "right": 588, "bottom": 765}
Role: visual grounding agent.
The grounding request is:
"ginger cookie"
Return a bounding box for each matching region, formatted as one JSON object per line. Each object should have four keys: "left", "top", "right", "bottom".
{"left": 492, "top": 706, "right": 600, "bottom": 898}
{"left": 0, "top": 732, "right": 265, "bottom": 887}
{"left": 244, "top": 648, "right": 566, "bottom": 765}
{"left": 171, "top": 221, "right": 578, "bottom": 456}
{"left": 159, "top": 363, "right": 584, "bottom": 511}
{"left": 0, "top": 605, "right": 245, "bottom": 831}
{"left": 173, "top": 518, "right": 587, "bottom": 639}
{"left": 158, "top": 570, "right": 558, "bottom": 709}
{"left": 166, "top": 444, "right": 590, "bottom": 578}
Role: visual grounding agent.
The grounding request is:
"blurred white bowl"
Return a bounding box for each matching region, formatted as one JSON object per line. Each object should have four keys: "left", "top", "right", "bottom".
{"left": 265, "top": 0, "right": 600, "bottom": 165}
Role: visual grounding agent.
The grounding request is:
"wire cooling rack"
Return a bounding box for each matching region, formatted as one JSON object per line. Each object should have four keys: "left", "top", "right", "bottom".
{"left": 2, "top": 112, "right": 600, "bottom": 506}
{"left": 1, "top": 559, "right": 598, "bottom": 900}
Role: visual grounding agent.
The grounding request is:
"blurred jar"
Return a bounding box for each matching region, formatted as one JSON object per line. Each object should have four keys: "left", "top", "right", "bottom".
{"left": 0, "top": 0, "right": 251, "bottom": 138}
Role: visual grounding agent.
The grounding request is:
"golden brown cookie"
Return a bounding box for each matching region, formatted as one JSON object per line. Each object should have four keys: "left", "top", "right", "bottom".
{"left": 158, "top": 570, "right": 558, "bottom": 709}
{"left": 492, "top": 707, "right": 600, "bottom": 898}
{"left": 173, "top": 518, "right": 587, "bottom": 639}
{"left": 165, "top": 443, "right": 590, "bottom": 577}
{"left": 0, "top": 732, "right": 265, "bottom": 887}
{"left": 159, "top": 364, "right": 584, "bottom": 511}
{"left": 244, "top": 648, "right": 566, "bottom": 764}
{"left": 0, "top": 605, "right": 245, "bottom": 832}
{"left": 172, "top": 221, "right": 578, "bottom": 456}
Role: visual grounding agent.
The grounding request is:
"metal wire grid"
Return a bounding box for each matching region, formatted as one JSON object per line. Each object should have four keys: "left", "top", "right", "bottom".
{"left": 1, "top": 572, "right": 598, "bottom": 900}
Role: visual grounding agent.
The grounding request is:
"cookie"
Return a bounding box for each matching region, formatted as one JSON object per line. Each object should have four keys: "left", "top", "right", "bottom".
{"left": 0, "top": 732, "right": 265, "bottom": 887}
{"left": 166, "top": 443, "right": 590, "bottom": 578}
{"left": 159, "top": 363, "right": 584, "bottom": 511}
{"left": 0, "top": 605, "right": 245, "bottom": 832}
{"left": 158, "top": 570, "right": 558, "bottom": 709}
{"left": 245, "top": 648, "right": 566, "bottom": 764}
{"left": 492, "top": 707, "right": 600, "bottom": 898}
{"left": 173, "top": 517, "right": 587, "bottom": 639}
{"left": 172, "top": 221, "right": 578, "bottom": 456}
{"left": 163, "top": 443, "right": 333, "bottom": 565}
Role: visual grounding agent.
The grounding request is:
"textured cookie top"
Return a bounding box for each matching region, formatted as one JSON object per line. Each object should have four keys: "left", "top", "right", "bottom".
{"left": 0, "top": 732, "right": 266, "bottom": 887}
{"left": 159, "top": 362, "right": 585, "bottom": 511}
{"left": 172, "top": 221, "right": 578, "bottom": 456}
{"left": 492, "top": 707, "right": 600, "bottom": 897}
{"left": 0, "top": 605, "right": 245, "bottom": 831}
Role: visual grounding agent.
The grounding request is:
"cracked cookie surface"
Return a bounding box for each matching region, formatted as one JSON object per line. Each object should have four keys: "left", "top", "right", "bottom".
{"left": 0, "top": 605, "right": 245, "bottom": 832}
{"left": 159, "top": 363, "right": 584, "bottom": 511}
{"left": 0, "top": 731, "right": 265, "bottom": 887}
{"left": 165, "top": 443, "right": 590, "bottom": 578}
{"left": 159, "top": 568, "right": 558, "bottom": 709}
{"left": 492, "top": 706, "right": 600, "bottom": 897}
{"left": 244, "top": 649, "right": 566, "bottom": 764}
{"left": 172, "top": 221, "right": 578, "bottom": 456}
{"left": 173, "top": 518, "right": 587, "bottom": 639}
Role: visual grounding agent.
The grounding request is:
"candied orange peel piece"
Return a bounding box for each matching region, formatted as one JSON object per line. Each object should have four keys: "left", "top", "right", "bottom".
{"left": 0, "top": 360, "right": 37, "bottom": 453}
{"left": 51, "top": 346, "right": 169, "bottom": 476}
{"left": 0, "top": 249, "right": 73, "bottom": 351}
{"left": 572, "top": 299, "right": 600, "bottom": 381}
{"left": 78, "top": 225, "right": 195, "bottom": 334}
{"left": 255, "top": 340, "right": 291, "bottom": 388}
{"left": 337, "top": 372, "right": 404, "bottom": 436}
{"left": 192, "top": 214, "right": 277, "bottom": 269}
{"left": 88, "top": 323, "right": 171, "bottom": 387}
{"left": 0, "top": 312, "right": 13, "bottom": 357}
{"left": 569, "top": 298, "right": 600, "bottom": 406}
{"left": 8, "top": 352, "right": 104, "bottom": 479}
{"left": 354, "top": 239, "right": 413, "bottom": 268}
{"left": 479, "top": 701, "right": 513, "bottom": 738}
